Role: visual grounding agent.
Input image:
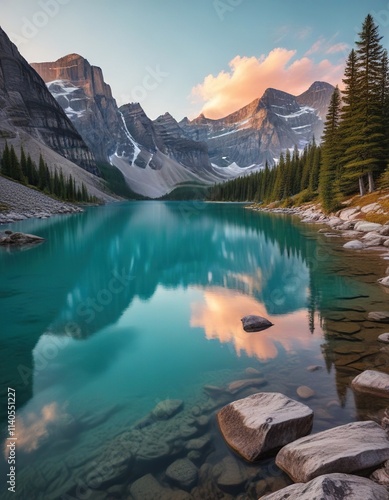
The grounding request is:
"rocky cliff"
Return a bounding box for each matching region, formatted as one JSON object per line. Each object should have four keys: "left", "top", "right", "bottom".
{"left": 296, "top": 81, "right": 335, "bottom": 122}
{"left": 31, "top": 54, "right": 134, "bottom": 163}
{"left": 33, "top": 55, "right": 213, "bottom": 197}
{"left": 0, "top": 28, "right": 97, "bottom": 174}
{"left": 180, "top": 82, "right": 334, "bottom": 168}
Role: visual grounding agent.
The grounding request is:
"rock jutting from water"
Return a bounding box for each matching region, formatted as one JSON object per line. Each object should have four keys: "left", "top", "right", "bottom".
{"left": 241, "top": 315, "right": 273, "bottom": 332}
{"left": 351, "top": 369, "right": 389, "bottom": 398}
{"left": 259, "top": 473, "right": 388, "bottom": 500}
{"left": 217, "top": 392, "right": 313, "bottom": 462}
{"left": 0, "top": 231, "right": 44, "bottom": 247}
{"left": 275, "top": 421, "right": 389, "bottom": 483}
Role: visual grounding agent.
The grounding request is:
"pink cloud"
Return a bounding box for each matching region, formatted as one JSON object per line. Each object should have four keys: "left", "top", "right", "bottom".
{"left": 191, "top": 48, "right": 344, "bottom": 119}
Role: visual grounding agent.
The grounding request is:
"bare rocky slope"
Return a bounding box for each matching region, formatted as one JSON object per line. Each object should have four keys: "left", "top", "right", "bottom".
{"left": 0, "top": 27, "right": 117, "bottom": 205}
{"left": 0, "top": 176, "right": 82, "bottom": 224}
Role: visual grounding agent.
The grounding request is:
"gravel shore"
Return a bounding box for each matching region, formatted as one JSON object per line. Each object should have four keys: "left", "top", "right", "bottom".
{"left": 0, "top": 176, "right": 84, "bottom": 224}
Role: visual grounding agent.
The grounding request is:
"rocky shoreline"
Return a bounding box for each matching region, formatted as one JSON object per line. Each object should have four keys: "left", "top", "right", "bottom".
{"left": 251, "top": 200, "right": 389, "bottom": 281}
{"left": 0, "top": 175, "right": 84, "bottom": 225}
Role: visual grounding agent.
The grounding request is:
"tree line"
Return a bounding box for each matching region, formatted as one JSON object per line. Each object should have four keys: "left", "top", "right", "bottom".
{"left": 208, "top": 15, "right": 389, "bottom": 213}
{"left": 0, "top": 143, "right": 97, "bottom": 203}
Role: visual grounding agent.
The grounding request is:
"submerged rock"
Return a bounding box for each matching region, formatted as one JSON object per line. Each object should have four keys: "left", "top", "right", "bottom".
{"left": 276, "top": 421, "right": 389, "bottom": 483}
{"left": 227, "top": 378, "right": 267, "bottom": 394}
{"left": 217, "top": 392, "right": 313, "bottom": 462}
{"left": 259, "top": 473, "right": 388, "bottom": 500}
{"left": 296, "top": 386, "right": 315, "bottom": 399}
{"left": 213, "top": 455, "right": 248, "bottom": 492}
{"left": 152, "top": 399, "right": 184, "bottom": 420}
{"left": 166, "top": 458, "right": 198, "bottom": 490}
{"left": 129, "top": 473, "right": 191, "bottom": 500}
{"left": 241, "top": 315, "right": 273, "bottom": 332}
{"left": 351, "top": 369, "right": 389, "bottom": 398}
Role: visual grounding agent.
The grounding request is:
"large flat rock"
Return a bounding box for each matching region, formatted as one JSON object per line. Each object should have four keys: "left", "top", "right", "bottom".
{"left": 351, "top": 370, "right": 389, "bottom": 398}
{"left": 217, "top": 392, "right": 313, "bottom": 462}
{"left": 259, "top": 473, "right": 388, "bottom": 499}
{"left": 276, "top": 421, "right": 389, "bottom": 482}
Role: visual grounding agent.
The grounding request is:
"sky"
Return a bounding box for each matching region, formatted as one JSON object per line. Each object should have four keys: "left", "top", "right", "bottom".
{"left": 1, "top": 0, "right": 389, "bottom": 121}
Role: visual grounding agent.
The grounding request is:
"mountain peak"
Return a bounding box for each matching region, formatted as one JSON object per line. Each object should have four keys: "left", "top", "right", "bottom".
{"left": 296, "top": 81, "right": 335, "bottom": 120}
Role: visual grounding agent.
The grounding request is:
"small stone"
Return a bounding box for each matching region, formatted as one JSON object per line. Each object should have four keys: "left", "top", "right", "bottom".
{"left": 227, "top": 378, "right": 267, "bottom": 394}
{"left": 354, "top": 221, "right": 383, "bottom": 232}
{"left": 378, "top": 276, "right": 389, "bottom": 287}
{"left": 187, "top": 450, "right": 201, "bottom": 462}
{"left": 368, "top": 311, "right": 389, "bottom": 323}
{"left": 129, "top": 474, "right": 191, "bottom": 500}
{"left": 152, "top": 399, "right": 183, "bottom": 420}
{"left": 165, "top": 458, "right": 198, "bottom": 490}
{"left": 296, "top": 386, "right": 315, "bottom": 399}
{"left": 371, "top": 466, "right": 389, "bottom": 487}
{"left": 196, "top": 415, "right": 211, "bottom": 428}
{"left": 213, "top": 455, "right": 247, "bottom": 491}
{"left": 378, "top": 333, "right": 389, "bottom": 343}
{"left": 343, "top": 240, "right": 363, "bottom": 249}
{"left": 306, "top": 365, "right": 322, "bottom": 372}
{"left": 203, "top": 385, "right": 225, "bottom": 397}
{"left": 186, "top": 434, "right": 211, "bottom": 451}
{"left": 245, "top": 367, "right": 262, "bottom": 376}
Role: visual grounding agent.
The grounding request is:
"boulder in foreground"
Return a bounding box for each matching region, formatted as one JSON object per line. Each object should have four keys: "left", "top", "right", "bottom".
{"left": 217, "top": 392, "right": 313, "bottom": 462}
{"left": 351, "top": 369, "right": 389, "bottom": 398}
{"left": 259, "top": 473, "right": 388, "bottom": 500}
{"left": 276, "top": 421, "right": 389, "bottom": 483}
{"left": 241, "top": 315, "right": 273, "bottom": 332}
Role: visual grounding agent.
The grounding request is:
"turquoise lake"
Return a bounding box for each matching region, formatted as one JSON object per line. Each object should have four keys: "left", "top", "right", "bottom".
{"left": 1, "top": 201, "right": 389, "bottom": 499}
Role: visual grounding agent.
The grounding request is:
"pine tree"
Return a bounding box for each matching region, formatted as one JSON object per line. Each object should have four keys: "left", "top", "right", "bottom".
{"left": 9, "top": 145, "right": 24, "bottom": 182}
{"left": 38, "top": 154, "right": 47, "bottom": 191}
{"left": 272, "top": 153, "right": 285, "bottom": 200}
{"left": 342, "top": 15, "right": 386, "bottom": 194}
{"left": 20, "top": 146, "right": 28, "bottom": 183}
{"left": 320, "top": 86, "right": 342, "bottom": 212}
{"left": 1, "top": 142, "right": 11, "bottom": 177}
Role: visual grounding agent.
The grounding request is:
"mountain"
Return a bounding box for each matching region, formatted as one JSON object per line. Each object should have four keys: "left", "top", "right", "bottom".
{"left": 31, "top": 54, "right": 135, "bottom": 163}
{"left": 179, "top": 82, "right": 335, "bottom": 169}
{"left": 32, "top": 55, "right": 219, "bottom": 198}
{"left": 296, "top": 81, "right": 335, "bottom": 121}
{"left": 0, "top": 27, "right": 117, "bottom": 200}
{"left": 111, "top": 103, "right": 220, "bottom": 198}
{"left": 31, "top": 48, "right": 334, "bottom": 198}
{"left": 0, "top": 29, "right": 97, "bottom": 174}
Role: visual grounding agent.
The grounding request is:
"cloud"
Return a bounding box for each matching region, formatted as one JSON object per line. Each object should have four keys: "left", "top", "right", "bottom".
{"left": 191, "top": 48, "right": 344, "bottom": 119}
{"left": 326, "top": 42, "right": 349, "bottom": 55}
{"left": 305, "top": 37, "right": 325, "bottom": 56}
